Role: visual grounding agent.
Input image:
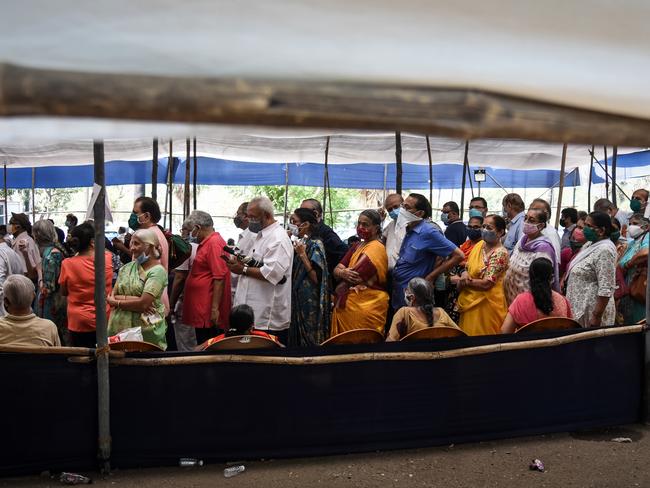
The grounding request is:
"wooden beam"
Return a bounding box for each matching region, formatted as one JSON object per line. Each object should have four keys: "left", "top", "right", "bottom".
{"left": 3, "top": 63, "right": 650, "bottom": 146}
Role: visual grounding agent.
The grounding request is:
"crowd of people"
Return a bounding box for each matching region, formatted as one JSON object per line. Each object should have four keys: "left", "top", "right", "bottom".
{"left": 0, "top": 187, "right": 648, "bottom": 350}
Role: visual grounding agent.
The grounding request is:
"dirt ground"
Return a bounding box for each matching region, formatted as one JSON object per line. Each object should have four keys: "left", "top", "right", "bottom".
{"left": 3, "top": 425, "right": 649, "bottom": 488}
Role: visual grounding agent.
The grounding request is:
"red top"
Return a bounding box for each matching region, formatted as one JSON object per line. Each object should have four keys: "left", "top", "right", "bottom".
{"left": 59, "top": 252, "right": 114, "bottom": 332}
{"left": 182, "top": 232, "right": 231, "bottom": 329}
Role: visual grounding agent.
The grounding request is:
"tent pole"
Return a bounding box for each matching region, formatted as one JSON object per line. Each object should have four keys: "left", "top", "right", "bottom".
{"left": 3, "top": 164, "right": 7, "bottom": 226}
{"left": 193, "top": 137, "right": 197, "bottom": 210}
{"left": 395, "top": 131, "right": 402, "bottom": 195}
{"left": 603, "top": 146, "right": 609, "bottom": 198}
{"left": 426, "top": 135, "right": 433, "bottom": 204}
{"left": 283, "top": 163, "right": 289, "bottom": 227}
{"left": 167, "top": 140, "right": 173, "bottom": 231}
{"left": 382, "top": 163, "right": 388, "bottom": 200}
{"left": 31, "top": 167, "right": 35, "bottom": 222}
{"left": 588, "top": 147, "right": 630, "bottom": 201}
{"left": 588, "top": 145, "right": 595, "bottom": 210}
{"left": 323, "top": 136, "right": 330, "bottom": 221}
{"left": 485, "top": 172, "right": 510, "bottom": 194}
{"left": 93, "top": 140, "right": 111, "bottom": 474}
{"left": 151, "top": 138, "right": 158, "bottom": 201}
{"left": 460, "top": 141, "right": 469, "bottom": 220}
{"left": 554, "top": 143, "right": 568, "bottom": 229}
{"left": 611, "top": 146, "right": 618, "bottom": 206}
{"left": 645, "top": 226, "right": 650, "bottom": 422}
{"left": 184, "top": 138, "right": 190, "bottom": 220}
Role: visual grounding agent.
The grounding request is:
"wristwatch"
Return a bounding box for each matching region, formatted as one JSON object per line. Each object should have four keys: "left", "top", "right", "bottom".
{"left": 243, "top": 265, "right": 249, "bottom": 276}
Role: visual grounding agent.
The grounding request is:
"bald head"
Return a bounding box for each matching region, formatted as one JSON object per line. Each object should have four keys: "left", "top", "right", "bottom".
{"left": 384, "top": 193, "right": 403, "bottom": 212}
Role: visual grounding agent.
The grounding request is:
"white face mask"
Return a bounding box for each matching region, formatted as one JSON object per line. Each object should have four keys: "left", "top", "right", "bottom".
{"left": 287, "top": 223, "right": 299, "bottom": 237}
{"left": 628, "top": 224, "right": 645, "bottom": 239}
{"left": 396, "top": 207, "right": 423, "bottom": 229}
{"left": 404, "top": 291, "right": 414, "bottom": 305}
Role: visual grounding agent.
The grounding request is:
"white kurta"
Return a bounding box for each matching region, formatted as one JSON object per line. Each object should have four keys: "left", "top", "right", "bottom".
{"left": 233, "top": 222, "right": 293, "bottom": 331}
{"left": 384, "top": 219, "right": 406, "bottom": 271}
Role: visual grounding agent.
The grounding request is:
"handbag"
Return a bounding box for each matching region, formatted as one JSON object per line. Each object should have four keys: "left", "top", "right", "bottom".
{"left": 629, "top": 266, "right": 647, "bottom": 304}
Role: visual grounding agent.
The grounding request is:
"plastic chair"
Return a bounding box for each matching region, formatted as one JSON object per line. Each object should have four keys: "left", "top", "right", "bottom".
{"left": 515, "top": 317, "right": 581, "bottom": 334}
{"left": 320, "top": 328, "right": 384, "bottom": 346}
{"left": 400, "top": 326, "right": 467, "bottom": 341}
{"left": 109, "top": 341, "right": 163, "bottom": 352}
{"left": 203, "top": 335, "right": 282, "bottom": 351}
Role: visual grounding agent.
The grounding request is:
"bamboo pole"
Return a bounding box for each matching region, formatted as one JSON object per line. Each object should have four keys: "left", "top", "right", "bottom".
{"left": 108, "top": 325, "right": 644, "bottom": 367}
{"left": 184, "top": 138, "right": 190, "bottom": 219}
{"left": 554, "top": 143, "right": 568, "bottom": 229}
{"left": 151, "top": 138, "right": 158, "bottom": 201}
{"left": 588, "top": 145, "right": 595, "bottom": 210}
{"left": 459, "top": 141, "right": 469, "bottom": 220}
{"left": 192, "top": 137, "right": 197, "bottom": 210}
{"left": 588, "top": 147, "right": 630, "bottom": 202}
{"left": 611, "top": 146, "right": 618, "bottom": 206}
{"left": 92, "top": 140, "right": 111, "bottom": 474}
{"left": 322, "top": 136, "right": 330, "bottom": 222}
{"left": 3, "top": 164, "right": 6, "bottom": 226}
{"left": 167, "top": 140, "right": 173, "bottom": 231}
{"left": 31, "top": 167, "right": 35, "bottom": 221}
{"left": 0, "top": 344, "right": 94, "bottom": 356}
{"left": 426, "top": 135, "right": 433, "bottom": 204}
{"left": 283, "top": 162, "right": 289, "bottom": 227}
{"left": 5, "top": 63, "right": 650, "bottom": 147}
{"left": 395, "top": 131, "right": 402, "bottom": 195}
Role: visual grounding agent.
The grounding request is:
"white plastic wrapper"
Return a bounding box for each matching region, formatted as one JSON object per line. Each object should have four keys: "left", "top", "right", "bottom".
{"left": 108, "top": 327, "right": 144, "bottom": 343}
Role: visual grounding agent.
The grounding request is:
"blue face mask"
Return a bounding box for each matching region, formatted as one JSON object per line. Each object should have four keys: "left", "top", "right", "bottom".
{"left": 441, "top": 212, "right": 450, "bottom": 225}
{"left": 135, "top": 253, "right": 150, "bottom": 266}
{"left": 388, "top": 209, "right": 399, "bottom": 221}
{"left": 469, "top": 208, "right": 484, "bottom": 219}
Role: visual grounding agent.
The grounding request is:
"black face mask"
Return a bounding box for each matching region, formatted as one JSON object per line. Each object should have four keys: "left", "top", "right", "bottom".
{"left": 233, "top": 216, "right": 244, "bottom": 228}
{"left": 467, "top": 228, "right": 482, "bottom": 241}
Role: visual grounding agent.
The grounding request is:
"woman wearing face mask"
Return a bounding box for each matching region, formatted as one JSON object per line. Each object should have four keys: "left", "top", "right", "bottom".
{"left": 565, "top": 212, "right": 617, "bottom": 328}
{"left": 386, "top": 277, "right": 459, "bottom": 341}
{"left": 107, "top": 228, "right": 169, "bottom": 349}
{"left": 501, "top": 257, "right": 573, "bottom": 334}
{"left": 503, "top": 209, "right": 558, "bottom": 306}
{"left": 616, "top": 213, "right": 649, "bottom": 325}
{"left": 331, "top": 209, "right": 389, "bottom": 336}
{"left": 455, "top": 215, "right": 509, "bottom": 335}
{"left": 559, "top": 226, "right": 586, "bottom": 280}
{"left": 444, "top": 216, "right": 484, "bottom": 323}
{"left": 58, "top": 222, "right": 114, "bottom": 348}
{"left": 288, "top": 208, "right": 331, "bottom": 346}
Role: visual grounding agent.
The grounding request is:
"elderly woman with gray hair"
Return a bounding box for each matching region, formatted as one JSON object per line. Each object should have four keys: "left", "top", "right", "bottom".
{"left": 32, "top": 219, "right": 68, "bottom": 344}
{"left": 106, "top": 228, "right": 168, "bottom": 349}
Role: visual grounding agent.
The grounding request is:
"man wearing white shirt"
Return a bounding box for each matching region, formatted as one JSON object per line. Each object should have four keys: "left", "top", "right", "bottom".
{"left": 0, "top": 227, "right": 27, "bottom": 317}
{"left": 530, "top": 199, "right": 561, "bottom": 261}
{"left": 227, "top": 197, "right": 293, "bottom": 345}
{"left": 382, "top": 193, "right": 405, "bottom": 271}
{"left": 231, "top": 202, "right": 257, "bottom": 300}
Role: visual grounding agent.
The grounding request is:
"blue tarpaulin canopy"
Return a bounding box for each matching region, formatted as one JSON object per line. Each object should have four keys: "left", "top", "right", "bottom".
{"left": 0, "top": 158, "right": 589, "bottom": 190}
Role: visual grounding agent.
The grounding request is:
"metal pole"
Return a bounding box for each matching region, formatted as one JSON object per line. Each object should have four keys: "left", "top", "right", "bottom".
{"left": 167, "top": 140, "right": 173, "bottom": 231}
{"left": 184, "top": 138, "right": 190, "bottom": 219}
{"left": 644, "top": 258, "right": 650, "bottom": 422}
{"left": 3, "top": 164, "right": 7, "bottom": 226}
{"left": 426, "top": 135, "right": 433, "bottom": 204}
{"left": 383, "top": 163, "right": 388, "bottom": 200}
{"left": 283, "top": 163, "right": 289, "bottom": 227}
{"left": 588, "top": 147, "right": 630, "bottom": 202}
{"left": 611, "top": 146, "right": 618, "bottom": 206}
{"left": 554, "top": 143, "right": 568, "bottom": 229}
{"left": 151, "top": 138, "right": 158, "bottom": 201}
{"left": 323, "top": 136, "right": 330, "bottom": 219}
{"left": 395, "top": 131, "right": 402, "bottom": 195}
{"left": 193, "top": 137, "right": 198, "bottom": 210}
{"left": 588, "top": 145, "right": 595, "bottom": 210}
{"left": 603, "top": 146, "right": 609, "bottom": 198}
{"left": 459, "top": 141, "right": 469, "bottom": 220}
{"left": 31, "top": 168, "right": 36, "bottom": 222}
{"left": 93, "top": 140, "right": 111, "bottom": 474}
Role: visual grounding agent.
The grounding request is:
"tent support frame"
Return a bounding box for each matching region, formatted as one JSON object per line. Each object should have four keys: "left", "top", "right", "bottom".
{"left": 93, "top": 140, "right": 110, "bottom": 474}
{"left": 459, "top": 141, "right": 469, "bottom": 220}
{"left": 184, "top": 138, "right": 190, "bottom": 220}
{"left": 611, "top": 146, "right": 618, "bottom": 206}
{"left": 395, "top": 132, "right": 402, "bottom": 195}
{"left": 426, "top": 135, "right": 433, "bottom": 204}
{"left": 193, "top": 137, "right": 197, "bottom": 210}
{"left": 554, "top": 143, "right": 568, "bottom": 229}
{"left": 151, "top": 138, "right": 158, "bottom": 200}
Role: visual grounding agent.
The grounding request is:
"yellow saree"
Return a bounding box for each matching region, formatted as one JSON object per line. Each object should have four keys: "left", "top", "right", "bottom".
{"left": 457, "top": 240, "right": 509, "bottom": 336}
{"left": 330, "top": 240, "right": 389, "bottom": 336}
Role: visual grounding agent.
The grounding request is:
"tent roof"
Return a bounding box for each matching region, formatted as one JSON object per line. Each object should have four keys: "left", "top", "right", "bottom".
{"left": 2, "top": 0, "right": 649, "bottom": 121}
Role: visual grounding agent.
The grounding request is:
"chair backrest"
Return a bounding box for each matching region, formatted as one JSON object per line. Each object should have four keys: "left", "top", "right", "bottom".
{"left": 203, "top": 335, "right": 281, "bottom": 351}
{"left": 515, "top": 316, "right": 582, "bottom": 334}
{"left": 109, "top": 341, "right": 163, "bottom": 352}
{"left": 320, "top": 328, "right": 384, "bottom": 346}
{"left": 400, "top": 326, "right": 467, "bottom": 342}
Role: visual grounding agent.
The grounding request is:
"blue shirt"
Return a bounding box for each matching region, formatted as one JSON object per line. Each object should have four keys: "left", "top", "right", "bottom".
{"left": 504, "top": 211, "right": 525, "bottom": 254}
{"left": 392, "top": 221, "right": 458, "bottom": 309}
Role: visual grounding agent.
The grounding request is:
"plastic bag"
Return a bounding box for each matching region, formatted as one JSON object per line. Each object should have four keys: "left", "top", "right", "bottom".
{"left": 108, "top": 326, "right": 144, "bottom": 343}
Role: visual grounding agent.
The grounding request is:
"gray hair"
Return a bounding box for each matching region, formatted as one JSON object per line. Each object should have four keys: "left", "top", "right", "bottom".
{"left": 184, "top": 210, "right": 213, "bottom": 229}
{"left": 4, "top": 274, "right": 35, "bottom": 309}
{"left": 33, "top": 219, "right": 58, "bottom": 246}
{"left": 132, "top": 228, "right": 161, "bottom": 259}
{"left": 250, "top": 196, "right": 275, "bottom": 217}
